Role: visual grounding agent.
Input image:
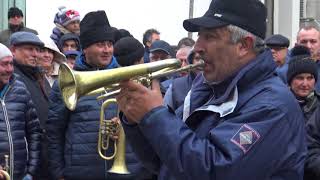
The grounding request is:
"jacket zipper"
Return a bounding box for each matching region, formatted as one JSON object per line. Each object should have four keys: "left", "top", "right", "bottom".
{"left": 1, "top": 84, "right": 13, "bottom": 180}
{"left": 1, "top": 99, "right": 14, "bottom": 180}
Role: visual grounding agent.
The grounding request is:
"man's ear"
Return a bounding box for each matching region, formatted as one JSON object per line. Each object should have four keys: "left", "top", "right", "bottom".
{"left": 146, "top": 41, "right": 151, "bottom": 47}
{"left": 9, "top": 46, "right": 16, "bottom": 56}
{"left": 238, "top": 36, "right": 255, "bottom": 57}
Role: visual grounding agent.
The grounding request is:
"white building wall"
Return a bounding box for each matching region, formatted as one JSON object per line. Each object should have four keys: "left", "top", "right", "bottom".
{"left": 273, "top": 0, "right": 300, "bottom": 47}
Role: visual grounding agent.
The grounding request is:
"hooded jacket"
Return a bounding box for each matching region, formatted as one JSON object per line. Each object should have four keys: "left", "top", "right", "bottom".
{"left": 122, "top": 50, "right": 306, "bottom": 180}
{"left": 58, "top": 33, "right": 81, "bottom": 51}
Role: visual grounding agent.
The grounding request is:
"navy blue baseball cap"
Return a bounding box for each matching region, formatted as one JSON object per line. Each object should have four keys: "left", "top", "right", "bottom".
{"left": 183, "top": 0, "right": 267, "bottom": 39}
{"left": 9, "top": 32, "right": 44, "bottom": 47}
{"left": 149, "top": 40, "right": 172, "bottom": 55}
{"left": 265, "top": 34, "right": 290, "bottom": 48}
{"left": 64, "top": 50, "right": 81, "bottom": 57}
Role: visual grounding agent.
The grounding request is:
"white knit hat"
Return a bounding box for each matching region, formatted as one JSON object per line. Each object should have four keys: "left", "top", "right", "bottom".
{"left": 0, "top": 43, "right": 12, "bottom": 60}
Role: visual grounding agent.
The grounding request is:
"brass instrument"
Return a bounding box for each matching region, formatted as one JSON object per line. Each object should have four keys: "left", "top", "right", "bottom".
{"left": 87, "top": 60, "right": 205, "bottom": 101}
{"left": 0, "top": 155, "right": 10, "bottom": 180}
{"left": 59, "top": 58, "right": 182, "bottom": 111}
{"left": 98, "top": 99, "right": 129, "bottom": 174}
{"left": 58, "top": 58, "right": 204, "bottom": 175}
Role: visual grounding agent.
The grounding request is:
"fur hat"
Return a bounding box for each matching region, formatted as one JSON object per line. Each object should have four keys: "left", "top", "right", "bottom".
{"left": 80, "top": 10, "right": 115, "bottom": 49}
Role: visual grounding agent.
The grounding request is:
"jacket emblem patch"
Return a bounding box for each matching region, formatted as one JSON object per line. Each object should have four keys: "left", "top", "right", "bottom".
{"left": 230, "top": 124, "right": 260, "bottom": 153}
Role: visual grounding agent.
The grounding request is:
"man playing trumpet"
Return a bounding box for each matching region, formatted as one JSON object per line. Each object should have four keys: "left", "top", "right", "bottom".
{"left": 116, "top": 0, "right": 306, "bottom": 179}
{"left": 47, "top": 10, "right": 154, "bottom": 180}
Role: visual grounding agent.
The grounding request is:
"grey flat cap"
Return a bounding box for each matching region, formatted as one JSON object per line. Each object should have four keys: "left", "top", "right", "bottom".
{"left": 265, "top": 34, "right": 290, "bottom": 48}
{"left": 9, "top": 32, "right": 44, "bottom": 47}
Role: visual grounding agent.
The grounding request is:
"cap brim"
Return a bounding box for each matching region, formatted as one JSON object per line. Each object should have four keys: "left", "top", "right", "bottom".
{"left": 183, "top": 16, "right": 229, "bottom": 32}
{"left": 13, "top": 41, "right": 44, "bottom": 47}
{"left": 149, "top": 48, "right": 170, "bottom": 55}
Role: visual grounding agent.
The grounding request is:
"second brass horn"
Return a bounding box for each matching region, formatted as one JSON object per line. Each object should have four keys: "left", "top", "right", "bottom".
{"left": 59, "top": 59, "right": 182, "bottom": 110}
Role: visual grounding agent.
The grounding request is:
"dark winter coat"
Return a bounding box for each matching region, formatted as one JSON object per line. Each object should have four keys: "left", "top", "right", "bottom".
{"left": 164, "top": 72, "right": 196, "bottom": 111}
{"left": 13, "top": 60, "right": 51, "bottom": 179}
{"left": 47, "top": 54, "right": 153, "bottom": 180}
{"left": 122, "top": 50, "right": 306, "bottom": 180}
{"left": 0, "top": 75, "right": 41, "bottom": 179}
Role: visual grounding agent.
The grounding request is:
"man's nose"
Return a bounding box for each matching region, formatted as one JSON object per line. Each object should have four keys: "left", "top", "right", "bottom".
{"left": 306, "top": 42, "right": 313, "bottom": 49}
{"left": 194, "top": 40, "right": 204, "bottom": 54}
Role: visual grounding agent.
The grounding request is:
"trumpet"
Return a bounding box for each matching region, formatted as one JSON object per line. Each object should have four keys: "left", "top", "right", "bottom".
{"left": 0, "top": 155, "right": 10, "bottom": 180}
{"left": 59, "top": 58, "right": 183, "bottom": 111}
{"left": 86, "top": 60, "right": 205, "bottom": 101}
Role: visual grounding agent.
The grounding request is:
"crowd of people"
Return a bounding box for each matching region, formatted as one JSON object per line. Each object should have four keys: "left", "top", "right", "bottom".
{"left": 0, "top": 0, "right": 320, "bottom": 179}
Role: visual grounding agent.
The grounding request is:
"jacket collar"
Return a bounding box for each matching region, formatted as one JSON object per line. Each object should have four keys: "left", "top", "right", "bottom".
{"left": 185, "top": 49, "right": 276, "bottom": 118}
{"left": 74, "top": 53, "right": 119, "bottom": 71}
{"left": 194, "top": 49, "right": 275, "bottom": 105}
{"left": 13, "top": 60, "right": 43, "bottom": 79}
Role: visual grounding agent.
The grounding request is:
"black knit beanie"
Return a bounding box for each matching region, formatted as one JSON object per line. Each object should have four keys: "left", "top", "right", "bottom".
{"left": 80, "top": 10, "right": 115, "bottom": 49}
{"left": 287, "top": 46, "right": 318, "bottom": 84}
{"left": 114, "top": 37, "right": 144, "bottom": 67}
{"left": 8, "top": 7, "right": 23, "bottom": 19}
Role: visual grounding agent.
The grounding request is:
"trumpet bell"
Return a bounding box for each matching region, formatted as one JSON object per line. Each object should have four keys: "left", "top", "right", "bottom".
{"left": 58, "top": 64, "right": 78, "bottom": 111}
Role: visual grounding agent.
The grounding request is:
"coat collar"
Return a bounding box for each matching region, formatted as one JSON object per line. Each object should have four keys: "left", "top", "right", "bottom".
{"left": 184, "top": 49, "right": 276, "bottom": 119}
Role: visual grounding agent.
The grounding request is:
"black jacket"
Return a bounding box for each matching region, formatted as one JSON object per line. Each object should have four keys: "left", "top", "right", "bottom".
{"left": 13, "top": 61, "right": 51, "bottom": 130}
{"left": 0, "top": 76, "right": 41, "bottom": 179}
{"left": 305, "top": 105, "right": 320, "bottom": 179}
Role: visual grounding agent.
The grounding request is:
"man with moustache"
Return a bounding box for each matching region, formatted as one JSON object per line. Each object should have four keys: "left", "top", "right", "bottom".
{"left": 116, "top": 0, "right": 306, "bottom": 179}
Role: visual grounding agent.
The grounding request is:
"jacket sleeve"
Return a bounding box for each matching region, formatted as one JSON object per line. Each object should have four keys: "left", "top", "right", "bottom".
{"left": 25, "top": 94, "right": 42, "bottom": 175}
{"left": 121, "top": 110, "right": 161, "bottom": 174}
{"left": 305, "top": 108, "right": 320, "bottom": 179}
{"left": 134, "top": 104, "right": 305, "bottom": 180}
{"left": 47, "top": 81, "right": 69, "bottom": 179}
{"left": 163, "top": 85, "right": 174, "bottom": 108}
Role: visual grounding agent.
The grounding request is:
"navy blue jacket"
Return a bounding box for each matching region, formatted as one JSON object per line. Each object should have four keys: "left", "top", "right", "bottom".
{"left": 122, "top": 50, "right": 306, "bottom": 180}
{"left": 164, "top": 72, "right": 196, "bottom": 111}
{"left": 47, "top": 55, "right": 152, "bottom": 180}
{"left": 0, "top": 76, "right": 41, "bottom": 179}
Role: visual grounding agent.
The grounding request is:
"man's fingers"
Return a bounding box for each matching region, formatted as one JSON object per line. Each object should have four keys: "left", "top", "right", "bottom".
{"left": 151, "top": 79, "right": 161, "bottom": 94}
{"left": 119, "top": 80, "right": 149, "bottom": 94}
